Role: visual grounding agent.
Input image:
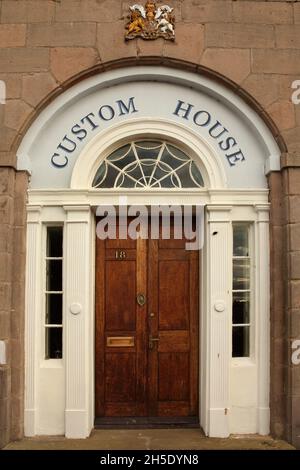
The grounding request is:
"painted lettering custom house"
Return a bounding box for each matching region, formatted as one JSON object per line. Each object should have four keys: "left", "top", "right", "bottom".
{"left": 51, "top": 97, "right": 245, "bottom": 169}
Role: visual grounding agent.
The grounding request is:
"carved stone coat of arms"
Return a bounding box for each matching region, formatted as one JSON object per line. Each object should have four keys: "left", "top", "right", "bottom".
{"left": 125, "top": 1, "right": 175, "bottom": 41}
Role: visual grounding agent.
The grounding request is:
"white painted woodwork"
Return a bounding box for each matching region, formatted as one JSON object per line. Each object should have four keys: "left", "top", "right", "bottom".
{"left": 205, "top": 206, "right": 232, "bottom": 437}
{"left": 64, "top": 206, "right": 93, "bottom": 438}
{"left": 24, "top": 206, "right": 42, "bottom": 436}
{"left": 256, "top": 205, "right": 271, "bottom": 435}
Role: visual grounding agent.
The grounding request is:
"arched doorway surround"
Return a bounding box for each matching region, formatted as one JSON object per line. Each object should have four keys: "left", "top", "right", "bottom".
{"left": 19, "top": 66, "right": 278, "bottom": 438}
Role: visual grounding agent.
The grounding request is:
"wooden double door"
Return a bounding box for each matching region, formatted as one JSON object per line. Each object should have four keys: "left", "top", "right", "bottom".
{"left": 95, "top": 218, "right": 199, "bottom": 422}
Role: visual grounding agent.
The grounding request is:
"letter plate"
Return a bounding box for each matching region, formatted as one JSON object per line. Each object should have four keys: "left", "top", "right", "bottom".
{"left": 106, "top": 336, "right": 134, "bottom": 347}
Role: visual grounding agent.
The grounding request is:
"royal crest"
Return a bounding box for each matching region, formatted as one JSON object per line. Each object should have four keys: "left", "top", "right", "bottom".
{"left": 125, "top": 1, "right": 175, "bottom": 41}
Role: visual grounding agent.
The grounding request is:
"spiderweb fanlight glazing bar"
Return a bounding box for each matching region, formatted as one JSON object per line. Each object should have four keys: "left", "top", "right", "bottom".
{"left": 92, "top": 141, "right": 204, "bottom": 189}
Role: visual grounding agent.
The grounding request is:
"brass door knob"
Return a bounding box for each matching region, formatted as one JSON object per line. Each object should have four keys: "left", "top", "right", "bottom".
{"left": 136, "top": 293, "right": 146, "bottom": 306}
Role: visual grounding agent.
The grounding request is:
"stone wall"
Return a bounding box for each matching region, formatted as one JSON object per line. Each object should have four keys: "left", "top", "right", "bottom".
{"left": 0, "top": 168, "right": 27, "bottom": 448}
{"left": 282, "top": 164, "right": 300, "bottom": 448}
{"left": 0, "top": 0, "right": 299, "bottom": 448}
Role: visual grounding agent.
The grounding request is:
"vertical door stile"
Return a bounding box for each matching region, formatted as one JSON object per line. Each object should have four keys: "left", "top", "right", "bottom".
{"left": 95, "top": 235, "right": 105, "bottom": 417}
{"left": 190, "top": 249, "right": 199, "bottom": 415}
{"left": 136, "top": 236, "right": 148, "bottom": 416}
{"left": 148, "top": 238, "right": 159, "bottom": 416}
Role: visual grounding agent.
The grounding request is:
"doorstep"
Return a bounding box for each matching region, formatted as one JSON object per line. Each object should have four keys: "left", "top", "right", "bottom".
{"left": 4, "top": 429, "right": 295, "bottom": 451}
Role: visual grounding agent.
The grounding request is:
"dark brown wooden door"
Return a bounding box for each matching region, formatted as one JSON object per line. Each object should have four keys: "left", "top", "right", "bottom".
{"left": 95, "top": 218, "right": 199, "bottom": 421}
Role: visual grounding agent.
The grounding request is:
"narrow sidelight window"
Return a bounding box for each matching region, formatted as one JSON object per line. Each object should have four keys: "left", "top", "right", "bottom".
{"left": 45, "top": 226, "right": 63, "bottom": 359}
{"left": 232, "top": 223, "right": 251, "bottom": 357}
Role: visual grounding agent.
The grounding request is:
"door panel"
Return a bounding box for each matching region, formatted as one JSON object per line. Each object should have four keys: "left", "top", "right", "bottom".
{"left": 105, "top": 352, "right": 136, "bottom": 402}
{"left": 105, "top": 260, "right": 136, "bottom": 331}
{"left": 158, "top": 259, "right": 189, "bottom": 330}
{"left": 95, "top": 217, "right": 199, "bottom": 421}
{"left": 148, "top": 228, "right": 199, "bottom": 418}
{"left": 158, "top": 330, "right": 189, "bottom": 352}
{"left": 158, "top": 352, "right": 190, "bottom": 401}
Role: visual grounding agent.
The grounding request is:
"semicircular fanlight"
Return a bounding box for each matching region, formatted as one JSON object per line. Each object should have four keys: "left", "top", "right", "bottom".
{"left": 92, "top": 141, "right": 204, "bottom": 189}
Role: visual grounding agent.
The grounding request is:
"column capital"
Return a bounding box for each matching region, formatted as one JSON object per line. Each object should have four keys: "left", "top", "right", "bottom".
{"left": 206, "top": 205, "right": 232, "bottom": 222}
{"left": 27, "top": 205, "right": 42, "bottom": 223}
{"left": 63, "top": 205, "right": 91, "bottom": 223}
{"left": 255, "top": 204, "right": 270, "bottom": 222}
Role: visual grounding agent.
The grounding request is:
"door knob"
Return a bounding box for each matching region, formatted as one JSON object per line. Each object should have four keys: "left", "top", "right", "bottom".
{"left": 136, "top": 293, "right": 146, "bottom": 306}
{"left": 149, "top": 335, "right": 159, "bottom": 350}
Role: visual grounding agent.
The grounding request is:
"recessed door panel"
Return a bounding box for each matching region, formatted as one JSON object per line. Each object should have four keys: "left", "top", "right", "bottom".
{"left": 105, "top": 353, "right": 136, "bottom": 402}
{"left": 158, "top": 260, "right": 189, "bottom": 330}
{"left": 105, "top": 260, "right": 136, "bottom": 331}
{"left": 158, "top": 352, "right": 190, "bottom": 401}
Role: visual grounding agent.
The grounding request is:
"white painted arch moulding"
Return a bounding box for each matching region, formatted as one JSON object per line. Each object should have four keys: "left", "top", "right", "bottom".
{"left": 70, "top": 118, "right": 227, "bottom": 190}
{"left": 17, "top": 65, "right": 281, "bottom": 175}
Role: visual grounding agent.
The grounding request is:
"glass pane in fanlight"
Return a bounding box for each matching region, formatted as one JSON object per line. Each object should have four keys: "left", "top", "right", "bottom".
{"left": 95, "top": 165, "right": 120, "bottom": 188}
{"left": 166, "top": 144, "right": 190, "bottom": 161}
{"left": 124, "top": 162, "right": 144, "bottom": 182}
{"left": 118, "top": 175, "right": 140, "bottom": 188}
{"left": 161, "top": 148, "right": 185, "bottom": 170}
{"left": 151, "top": 162, "right": 173, "bottom": 185}
{"left": 175, "top": 163, "right": 202, "bottom": 188}
{"left": 140, "top": 159, "right": 156, "bottom": 178}
{"left": 92, "top": 162, "right": 107, "bottom": 187}
{"left": 108, "top": 149, "right": 135, "bottom": 170}
{"left": 106, "top": 144, "right": 131, "bottom": 162}
{"left": 158, "top": 174, "right": 177, "bottom": 188}
{"left": 135, "top": 141, "right": 162, "bottom": 160}
{"left": 190, "top": 161, "right": 204, "bottom": 187}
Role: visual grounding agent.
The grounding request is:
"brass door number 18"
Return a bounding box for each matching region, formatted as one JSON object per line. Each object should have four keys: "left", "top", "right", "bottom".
{"left": 115, "top": 250, "right": 126, "bottom": 260}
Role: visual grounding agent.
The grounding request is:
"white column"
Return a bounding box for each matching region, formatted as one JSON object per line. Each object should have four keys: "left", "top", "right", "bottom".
{"left": 206, "top": 206, "right": 232, "bottom": 437}
{"left": 255, "top": 205, "right": 270, "bottom": 434}
{"left": 24, "top": 206, "right": 42, "bottom": 436}
{"left": 64, "top": 205, "right": 92, "bottom": 438}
